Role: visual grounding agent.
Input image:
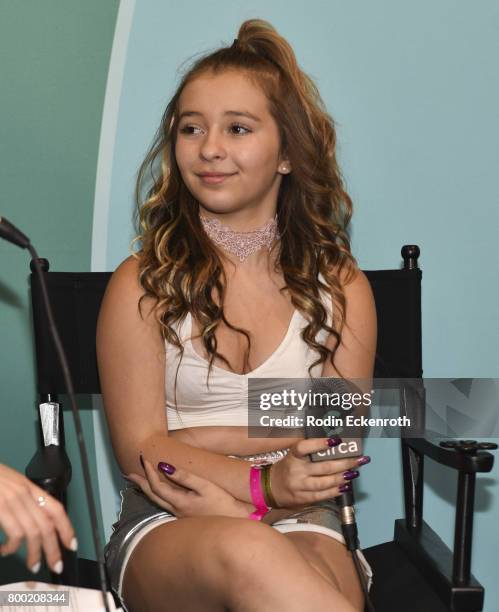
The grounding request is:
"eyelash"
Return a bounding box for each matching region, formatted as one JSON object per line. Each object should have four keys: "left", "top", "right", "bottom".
{"left": 178, "top": 123, "right": 251, "bottom": 136}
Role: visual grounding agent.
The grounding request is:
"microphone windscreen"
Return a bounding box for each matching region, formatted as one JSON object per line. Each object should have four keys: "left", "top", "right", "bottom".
{"left": 304, "top": 378, "right": 366, "bottom": 462}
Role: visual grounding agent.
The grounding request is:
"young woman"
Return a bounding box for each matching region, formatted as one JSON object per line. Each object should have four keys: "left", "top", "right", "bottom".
{"left": 97, "top": 18, "right": 377, "bottom": 612}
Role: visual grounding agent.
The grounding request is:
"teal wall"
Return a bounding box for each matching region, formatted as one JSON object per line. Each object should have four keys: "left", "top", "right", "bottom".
{"left": 1, "top": 1, "right": 498, "bottom": 610}
{"left": 0, "top": 0, "right": 119, "bottom": 565}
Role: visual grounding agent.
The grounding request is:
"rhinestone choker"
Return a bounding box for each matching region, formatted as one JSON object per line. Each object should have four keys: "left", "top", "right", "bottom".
{"left": 199, "top": 213, "right": 280, "bottom": 262}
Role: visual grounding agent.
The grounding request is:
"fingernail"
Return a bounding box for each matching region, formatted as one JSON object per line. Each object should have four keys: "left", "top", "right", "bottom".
{"left": 357, "top": 455, "right": 371, "bottom": 466}
{"left": 70, "top": 537, "right": 78, "bottom": 552}
{"left": 30, "top": 561, "right": 41, "bottom": 574}
{"left": 327, "top": 437, "right": 342, "bottom": 447}
{"left": 158, "top": 462, "right": 175, "bottom": 475}
{"left": 139, "top": 453, "right": 145, "bottom": 470}
{"left": 343, "top": 470, "right": 359, "bottom": 481}
{"left": 339, "top": 483, "right": 352, "bottom": 493}
{"left": 53, "top": 560, "right": 63, "bottom": 574}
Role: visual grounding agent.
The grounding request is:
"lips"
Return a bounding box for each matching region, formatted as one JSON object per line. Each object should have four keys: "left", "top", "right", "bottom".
{"left": 197, "top": 172, "right": 236, "bottom": 185}
{"left": 198, "top": 172, "right": 235, "bottom": 177}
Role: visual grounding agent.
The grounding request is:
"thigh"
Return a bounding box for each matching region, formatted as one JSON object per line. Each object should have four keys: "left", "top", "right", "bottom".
{"left": 122, "top": 516, "right": 234, "bottom": 612}
{"left": 282, "top": 532, "right": 365, "bottom": 611}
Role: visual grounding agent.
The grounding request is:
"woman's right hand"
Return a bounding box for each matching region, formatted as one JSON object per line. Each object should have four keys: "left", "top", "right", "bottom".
{"left": 269, "top": 437, "right": 370, "bottom": 508}
{"left": 0, "top": 463, "right": 77, "bottom": 574}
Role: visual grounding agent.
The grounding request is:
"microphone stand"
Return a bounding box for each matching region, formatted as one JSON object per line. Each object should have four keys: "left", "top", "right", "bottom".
{"left": 0, "top": 217, "right": 112, "bottom": 612}
{"left": 304, "top": 376, "right": 376, "bottom": 612}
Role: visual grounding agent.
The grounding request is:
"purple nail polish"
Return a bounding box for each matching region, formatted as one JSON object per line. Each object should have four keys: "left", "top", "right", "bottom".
{"left": 339, "top": 483, "right": 352, "bottom": 493}
{"left": 357, "top": 455, "right": 371, "bottom": 466}
{"left": 343, "top": 470, "right": 359, "bottom": 481}
{"left": 327, "top": 437, "right": 342, "bottom": 447}
{"left": 139, "top": 453, "right": 145, "bottom": 470}
{"left": 158, "top": 462, "right": 176, "bottom": 475}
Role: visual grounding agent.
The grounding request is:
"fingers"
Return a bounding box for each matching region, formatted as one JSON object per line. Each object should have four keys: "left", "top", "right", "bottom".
{"left": 290, "top": 437, "right": 341, "bottom": 460}
{"left": 143, "top": 455, "right": 213, "bottom": 497}
{"left": 0, "top": 486, "right": 62, "bottom": 574}
{"left": 0, "top": 466, "right": 76, "bottom": 574}
{"left": 302, "top": 469, "right": 358, "bottom": 493}
{"left": 0, "top": 503, "right": 25, "bottom": 557}
{"left": 37, "top": 490, "right": 77, "bottom": 553}
{"left": 126, "top": 473, "right": 176, "bottom": 514}
{"left": 144, "top": 458, "right": 202, "bottom": 506}
{"left": 24, "top": 495, "right": 71, "bottom": 574}
{"left": 152, "top": 459, "right": 210, "bottom": 496}
{"left": 307, "top": 455, "right": 365, "bottom": 477}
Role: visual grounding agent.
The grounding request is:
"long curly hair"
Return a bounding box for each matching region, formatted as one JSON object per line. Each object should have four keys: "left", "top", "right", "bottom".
{"left": 130, "top": 18, "right": 358, "bottom": 414}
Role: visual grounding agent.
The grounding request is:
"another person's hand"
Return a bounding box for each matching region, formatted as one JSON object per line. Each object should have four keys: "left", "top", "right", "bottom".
{"left": 126, "top": 457, "right": 254, "bottom": 519}
{"left": 0, "top": 463, "right": 77, "bottom": 574}
{"left": 269, "top": 437, "right": 371, "bottom": 508}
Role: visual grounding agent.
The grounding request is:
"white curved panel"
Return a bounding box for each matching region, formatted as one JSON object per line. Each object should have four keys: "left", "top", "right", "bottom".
{"left": 91, "top": 0, "right": 136, "bottom": 541}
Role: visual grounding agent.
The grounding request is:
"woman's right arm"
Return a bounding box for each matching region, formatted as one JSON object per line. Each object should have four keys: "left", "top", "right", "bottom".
{"left": 96, "top": 255, "right": 257, "bottom": 503}
{"left": 96, "top": 256, "right": 363, "bottom": 507}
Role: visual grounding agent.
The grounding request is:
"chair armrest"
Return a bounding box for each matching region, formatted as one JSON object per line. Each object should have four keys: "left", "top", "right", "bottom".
{"left": 25, "top": 445, "right": 72, "bottom": 503}
{"left": 404, "top": 438, "right": 495, "bottom": 473}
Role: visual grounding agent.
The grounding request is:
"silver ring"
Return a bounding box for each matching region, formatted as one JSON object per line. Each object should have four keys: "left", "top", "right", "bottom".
{"left": 37, "top": 495, "right": 47, "bottom": 508}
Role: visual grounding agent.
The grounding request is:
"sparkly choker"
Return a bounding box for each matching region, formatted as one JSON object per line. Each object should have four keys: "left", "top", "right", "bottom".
{"left": 199, "top": 213, "right": 280, "bottom": 262}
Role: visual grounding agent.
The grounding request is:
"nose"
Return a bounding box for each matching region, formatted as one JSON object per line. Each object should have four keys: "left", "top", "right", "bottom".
{"left": 199, "top": 128, "right": 227, "bottom": 161}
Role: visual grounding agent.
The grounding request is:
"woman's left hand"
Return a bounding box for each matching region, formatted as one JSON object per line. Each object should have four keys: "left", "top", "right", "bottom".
{"left": 126, "top": 458, "right": 254, "bottom": 519}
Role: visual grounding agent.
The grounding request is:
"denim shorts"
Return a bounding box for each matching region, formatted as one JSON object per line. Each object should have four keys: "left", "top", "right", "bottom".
{"left": 104, "top": 449, "right": 373, "bottom": 610}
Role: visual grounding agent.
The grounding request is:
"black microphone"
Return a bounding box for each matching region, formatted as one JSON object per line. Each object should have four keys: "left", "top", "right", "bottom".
{"left": 0, "top": 216, "right": 112, "bottom": 612}
{"left": 0, "top": 216, "right": 30, "bottom": 248}
{"left": 304, "top": 376, "right": 375, "bottom": 611}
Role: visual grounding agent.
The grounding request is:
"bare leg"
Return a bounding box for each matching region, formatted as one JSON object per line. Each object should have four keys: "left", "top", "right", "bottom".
{"left": 282, "top": 532, "right": 367, "bottom": 611}
{"left": 123, "top": 516, "right": 358, "bottom": 612}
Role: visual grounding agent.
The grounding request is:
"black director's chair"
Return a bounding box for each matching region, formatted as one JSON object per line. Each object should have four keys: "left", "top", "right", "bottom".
{"left": 17, "top": 245, "right": 497, "bottom": 610}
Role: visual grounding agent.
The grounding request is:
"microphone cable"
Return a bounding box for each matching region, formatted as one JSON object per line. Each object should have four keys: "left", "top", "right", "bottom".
{"left": 335, "top": 487, "right": 375, "bottom": 612}
{"left": 0, "top": 217, "right": 112, "bottom": 612}
{"left": 301, "top": 375, "right": 376, "bottom": 611}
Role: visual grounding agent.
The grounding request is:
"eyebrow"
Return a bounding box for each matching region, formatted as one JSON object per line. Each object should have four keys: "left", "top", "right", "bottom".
{"left": 177, "top": 110, "right": 261, "bottom": 122}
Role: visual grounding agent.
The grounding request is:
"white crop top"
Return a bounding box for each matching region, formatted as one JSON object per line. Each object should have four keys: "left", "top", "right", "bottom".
{"left": 164, "top": 283, "right": 333, "bottom": 430}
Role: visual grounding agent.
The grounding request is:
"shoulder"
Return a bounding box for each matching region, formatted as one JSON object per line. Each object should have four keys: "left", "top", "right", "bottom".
{"left": 98, "top": 255, "right": 158, "bottom": 333}
{"left": 109, "top": 254, "right": 141, "bottom": 291}
{"left": 329, "top": 263, "right": 376, "bottom": 316}
{"left": 342, "top": 266, "right": 375, "bottom": 308}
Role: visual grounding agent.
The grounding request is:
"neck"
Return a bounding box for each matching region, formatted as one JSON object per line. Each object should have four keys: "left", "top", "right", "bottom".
{"left": 199, "top": 210, "right": 280, "bottom": 269}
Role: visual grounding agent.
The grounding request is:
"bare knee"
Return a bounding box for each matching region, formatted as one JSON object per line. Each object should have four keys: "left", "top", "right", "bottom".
{"left": 209, "top": 518, "right": 284, "bottom": 570}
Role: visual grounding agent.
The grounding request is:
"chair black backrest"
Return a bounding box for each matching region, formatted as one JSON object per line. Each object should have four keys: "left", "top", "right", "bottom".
{"left": 31, "top": 269, "right": 111, "bottom": 394}
{"left": 30, "top": 246, "right": 422, "bottom": 396}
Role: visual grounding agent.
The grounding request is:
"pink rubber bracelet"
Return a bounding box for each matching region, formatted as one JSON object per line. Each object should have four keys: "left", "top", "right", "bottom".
{"left": 249, "top": 465, "right": 270, "bottom": 521}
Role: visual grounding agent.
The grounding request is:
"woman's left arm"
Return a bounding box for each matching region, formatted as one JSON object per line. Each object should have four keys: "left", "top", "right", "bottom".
{"left": 321, "top": 266, "right": 378, "bottom": 389}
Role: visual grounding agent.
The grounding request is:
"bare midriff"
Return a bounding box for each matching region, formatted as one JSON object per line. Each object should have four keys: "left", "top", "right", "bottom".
{"left": 169, "top": 426, "right": 303, "bottom": 456}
